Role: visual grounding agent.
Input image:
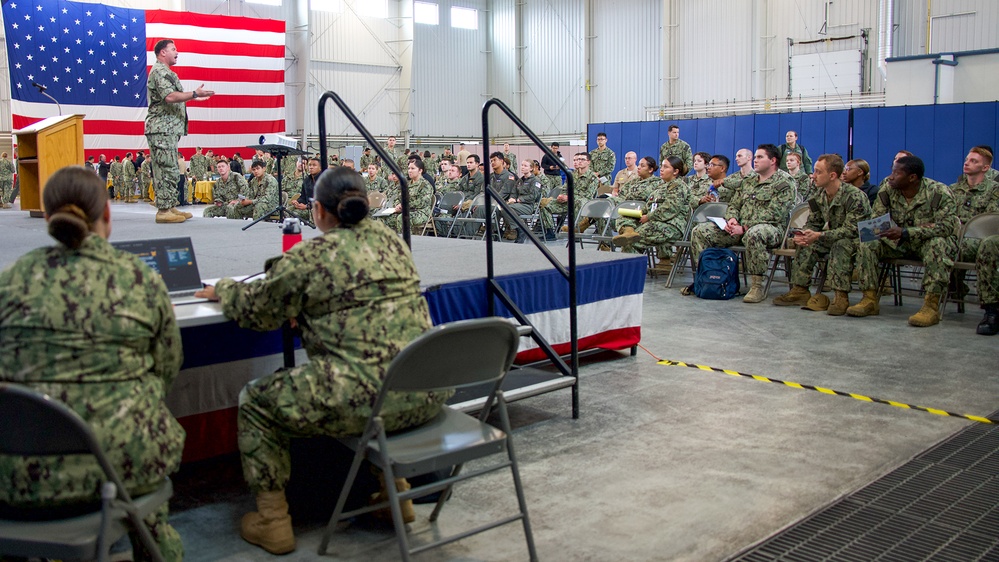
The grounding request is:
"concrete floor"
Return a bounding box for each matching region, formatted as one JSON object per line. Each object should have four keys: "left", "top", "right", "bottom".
{"left": 2, "top": 200, "right": 996, "bottom": 561}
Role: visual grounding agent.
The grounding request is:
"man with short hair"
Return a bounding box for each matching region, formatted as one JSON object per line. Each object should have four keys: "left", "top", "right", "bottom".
{"left": 502, "top": 143, "right": 518, "bottom": 170}
{"left": 778, "top": 130, "right": 812, "bottom": 174}
{"left": 463, "top": 152, "right": 517, "bottom": 237}
{"left": 359, "top": 147, "right": 375, "bottom": 170}
{"left": 541, "top": 152, "right": 598, "bottom": 237}
{"left": 612, "top": 151, "right": 639, "bottom": 193}
{"left": 659, "top": 124, "right": 693, "bottom": 173}
{"left": 723, "top": 148, "right": 756, "bottom": 194}
{"left": 145, "top": 38, "right": 213, "bottom": 223}
{"left": 341, "top": 159, "right": 356, "bottom": 171}
{"left": 285, "top": 157, "right": 322, "bottom": 222}
{"left": 541, "top": 142, "right": 564, "bottom": 190}
{"left": 690, "top": 154, "right": 730, "bottom": 209}
{"left": 690, "top": 144, "right": 796, "bottom": 303}
{"left": 589, "top": 132, "right": 616, "bottom": 188}
{"left": 456, "top": 143, "right": 471, "bottom": 176}
{"left": 190, "top": 146, "right": 210, "bottom": 182}
{"left": 848, "top": 155, "right": 958, "bottom": 326}
{"left": 458, "top": 154, "right": 484, "bottom": 207}
{"left": 227, "top": 160, "right": 279, "bottom": 220}
{"left": 121, "top": 152, "right": 137, "bottom": 202}
{"left": 772, "top": 154, "right": 871, "bottom": 314}
{"left": 204, "top": 159, "right": 249, "bottom": 218}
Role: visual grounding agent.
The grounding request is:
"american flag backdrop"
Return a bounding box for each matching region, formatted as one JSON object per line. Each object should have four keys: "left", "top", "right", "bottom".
{"left": 2, "top": 0, "right": 286, "bottom": 160}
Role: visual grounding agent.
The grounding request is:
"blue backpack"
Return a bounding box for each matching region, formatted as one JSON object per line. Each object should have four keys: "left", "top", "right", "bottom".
{"left": 694, "top": 248, "right": 740, "bottom": 300}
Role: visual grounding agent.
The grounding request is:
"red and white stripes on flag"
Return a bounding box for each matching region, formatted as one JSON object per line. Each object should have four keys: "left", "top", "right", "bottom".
{"left": 6, "top": 3, "right": 285, "bottom": 160}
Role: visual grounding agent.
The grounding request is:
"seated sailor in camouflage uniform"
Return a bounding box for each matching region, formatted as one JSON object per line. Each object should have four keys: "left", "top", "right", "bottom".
{"left": 196, "top": 168, "right": 449, "bottom": 555}
{"left": 380, "top": 158, "right": 434, "bottom": 234}
{"left": 615, "top": 156, "right": 690, "bottom": 268}
{"left": 0, "top": 167, "right": 185, "bottom": 561}
{"left": 204, "top": 159, "right": 249, "bottom": 218}
{"left": 612, "top": 155, "right": 663, "bottom": 241}
{"left": 227, "top": 159, "right": 278, "bottom": 220}
{"left": 848, "top": 155, "right": 958, "bottom": 327}
{"left": 285, "top": 156, "right": 322, "bottom": 223}
{"left": 772, "top": 154, "right": 871, "bottom": 315}
{"left": 540, "top": 152, "right": 598, "bottom": 239}
{"left": 690, "top": 144, "right": 796, "bottom": 303}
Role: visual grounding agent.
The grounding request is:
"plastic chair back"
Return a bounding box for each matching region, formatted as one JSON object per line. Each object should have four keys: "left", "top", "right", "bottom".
{"left": 577, "top": 198, "right": 615, "bottom": 221}
{"left": 962, "top": 212, "right": 999, "bottom": 240}
{"left": 368, "top": 191, "right": 386, "bottom": 209}
{"left": 438, "top": 191, "right": 464, "bottom": 210}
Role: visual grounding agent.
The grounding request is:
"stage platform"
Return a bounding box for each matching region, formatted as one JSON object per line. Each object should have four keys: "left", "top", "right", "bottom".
{"left": 0, "top": 201, "right": 646, "bottom": 461}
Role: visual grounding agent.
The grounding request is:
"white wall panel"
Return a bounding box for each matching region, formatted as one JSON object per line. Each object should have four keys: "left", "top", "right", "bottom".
{"left": 520, "top": 0, "right": 585, "bottom": 136}
{"left": 590, "top": 0, "right": 661, "bottom": 123}
{"left": 676, "top": 0, "right": 754, "bottom": 104}
{"left": 895, "top": 0, "right": 999, "bottom": 57}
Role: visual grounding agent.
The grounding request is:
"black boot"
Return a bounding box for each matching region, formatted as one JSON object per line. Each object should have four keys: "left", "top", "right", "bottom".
{"left": 977, "top": 303, "right": 999, "bottom": 336}
{"left": 544, "top": 229, "right": 556, "bottom": 241}
{"left": 515, "top": 229, "right": 527, "bottom": 244}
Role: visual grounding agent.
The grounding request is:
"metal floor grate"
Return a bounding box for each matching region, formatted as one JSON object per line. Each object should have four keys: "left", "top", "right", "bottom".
{"left": 731, "top": 412, "right": 999, "bottom": 562}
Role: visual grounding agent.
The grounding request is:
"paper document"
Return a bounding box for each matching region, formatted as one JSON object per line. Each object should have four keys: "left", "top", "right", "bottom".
{"left": 372, "top": 208, "right": 398, "bottom": 217}
{"left": 707, "top": 216, "right": 728, "bottom": 229}
{"left": 857, "top": 212, "right": 896, "bottom": 243}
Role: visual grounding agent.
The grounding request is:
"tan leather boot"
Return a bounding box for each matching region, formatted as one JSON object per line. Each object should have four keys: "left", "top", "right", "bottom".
{"left": 772, "top": 285, "right": 810, "bottom": 306}
{"left": 612, "top": 226, "right": 641, "bottom": 247}
{"left": 370, "top": 475, "right": 416, "bottom": 524}
{"left": 827, "top": 290, "right": 850, "bottom": 316}
{"left": 743, "top": 275, "right": 767, "bottom": 303}
{"left": 169, "top": 207, "right": 193, "bottom": 219}
{"left": 577, "top": 217, "right": 592, "bottom": 233}
{"left": 846, "top": 289, "right": 880, "bottom": 317}
{"left": 909, "top": 293, "right": 941, "bottom": 327}
{"left": 240, "top": 490, "right": 295, "bottom": 554}
{"left": 155, "top": 210, "right": 186, "bottom": 224}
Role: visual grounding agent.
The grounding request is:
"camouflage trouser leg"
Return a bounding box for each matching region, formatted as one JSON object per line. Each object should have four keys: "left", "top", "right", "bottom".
{"left": 616, "top": 217, "right": 640, "bottom": 234}
{"left": 225, "top": 202, "right": 254, "bottom": 220}
{"left": 283, "top": 205, "right": 311, "bottom": 223}
{"left": 541, "top": 200, "right": 570, "bottom": 231}
{"left": 0, "top": 179, "right": 12, "bottom": 204}
{"left": 691, "top": 222, "right": 735, "bottom": 269}
{"left": 632, "top": 222, "right": 683, "bottom": 257}
{"left": 252, "top": 203, "right": 272, "bottom": 221}
{"left": 202, "top": 204, "right": 228, "bottom": 218}
{"left": 112, "top": 178, "right": 124, "bottom": 200}
{"left": 790, "top": 238, "right": 857, "bottom": 291}
{"left": 146, "top": 133, "right": 180, "bottom": 211}
{"left": 856, "top": 237, "right": 956, "bottom": 294}
{"left": 131, "top": 503, "right": 183, "bottom": 562}
{"left": 740, "top": 224, "right": 783, "bottom": 275}
{"left": 977, "top": 235, "right": 999, "bottom": 304}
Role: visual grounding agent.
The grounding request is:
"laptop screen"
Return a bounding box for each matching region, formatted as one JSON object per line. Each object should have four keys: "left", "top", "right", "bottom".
{"left": 112, "top": 237, "right": 203, "bottom": 294}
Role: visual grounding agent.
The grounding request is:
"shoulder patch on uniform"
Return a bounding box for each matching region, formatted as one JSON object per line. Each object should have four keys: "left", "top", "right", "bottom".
{"left": 878, "top": 189, "right": 890, "bottom": 208}
{"left": 808, "top": 199, "right": 820, "bottom": 213}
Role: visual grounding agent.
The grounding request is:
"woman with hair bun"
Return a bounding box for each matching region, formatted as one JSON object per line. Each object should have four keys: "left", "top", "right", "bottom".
{"left": 0, "top": 166, "right": 185, "bottom": 561}
{"left": 196, "top": 166, "right": 449, "bottom": 555}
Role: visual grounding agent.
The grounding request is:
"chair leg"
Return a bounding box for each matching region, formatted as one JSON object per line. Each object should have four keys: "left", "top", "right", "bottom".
{"left": 764, "top": 255, "right": 780, "bottom": 295}
{"left": 428, "top": 463, "right": 464, "bottom": 523}
{"left": 376, "top": 441, "right": 413, "bottom": 562}
{"left": 318, "top": 443, "right": 370, "bottom": 555}
{"left": 665, "top": 246, "right": 686, "bottom": 288}
{"left": 496, "top": 396, "right": 538, "bottom": 561}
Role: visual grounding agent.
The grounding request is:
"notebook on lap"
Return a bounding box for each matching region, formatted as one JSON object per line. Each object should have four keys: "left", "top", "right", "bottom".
{"left": 112, "top": 237, "right": 208, "bottom": 304}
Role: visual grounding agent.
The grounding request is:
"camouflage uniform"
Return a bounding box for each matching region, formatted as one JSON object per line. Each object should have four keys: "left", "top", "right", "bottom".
{"left": 204, "top": 171, "right": 249, "bottom": 218}
{"left": 613, "top": 176, "right": 663, "bottom": 225}
{"left": 856, "top": 178, "right": 958, "bottom": 294}
{"left": 0, "top": 235, "right": 185, "bottom": 561}
{"left": 189, "top": 153, "right": 209, "bottom": 182}
{"left": 281, "top": 171, "right": 303, "bottom": 204}
{"left": 778, "top": 143, "right": 813, "bottom": 174}
{"left": 589, "top": 147, "right": 616, "bottom": 186}
{"left": 686, "top": 175, "right": 712, "bottom": 210}
{"left": 365, "top": 174, "right": 388, "bottom": 194}
{"left": 145, "top": 60, "right": 187, "bottom": 211}
{"left": 789, "top": 169, "right": 810, "bottom": 203}
{"left": 359, "top": 153, "right": 376, "bottom": 170}
{"left": 692, "top": 170, "right": 796, "bottom": 274}
{"left": 227, "top": 173, "right": 278, "bottom": 220}
{"left": 382, "top": 177, "right": 433, "bottom": 233}
{"left": 977, "top": 235, "right": 999, "bottom": 304}
{"left": 139, "top": 158, "right": 152, "bottom": 200}
{"left": 121, "top": 158, "right": 137, "bottom": 201}
{"left": 503, "top": 151, "right": 518, "bottom": 170}
{"left": 789, "top": 185, "right": 871, "bottom": 291}
{"left": 110, "top": 160, "right": 124, "bottom": 200}
{"left": 951, "top": 174, "right": 999, "bottom": 262}
{"left": 721, "top": 171, "right": 755, "bottom": 201}
{"left": 0, "top": 155, "right": 15, "bottom": 206}
{"left": 628, "top": 179, "right": 690, "bottom": 258}
{"left": 540, "top": 169, "right": 598, "bottom": 231}
{"left": 214, "top": 219, "right": 449, "bottom": 493}
{"left": 462, "top": 169, "right": 517, "bottom": 237}
{"left": 659, "top": 139, "right": 693, "bottom": 173}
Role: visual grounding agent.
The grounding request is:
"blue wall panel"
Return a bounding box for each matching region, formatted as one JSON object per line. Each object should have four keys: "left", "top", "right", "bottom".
{"left": 778, "top": 113, "right": 804, "bottom": 146}
{"left": 675, "top": 119, "right": 698, "bottom": 157}
{"left": 693, "top": 119, "right": 716, "bottom": 173}
{"left": 904, "top": 106, "right": 936, "bottom": 176}
{"left": 600, "top": 122, "right": 624, "bottom": 178}
{"left": 733, "top": 115, "right": 755, "bottom": 158}
{"left": 637, "top": 121, "right": 660, "bottom": 164}
{"left": 932, "top": 105, "right": 964, "bottom": 183}
{"left": 586, "top": 124, "right": 600, "bottom": 153}
{"left": 800, "top": 111, "right": 826, "bottom": 170}
{"left": 964, "top": 102, "right": 997, "bottom": 155}
{"left": 824, "top": 110, "right": 850, "bottom": 162}
{"left": 754, "top": 114, "right": 780, "bottom": 151}
{"left": 877, "top": 107, "right": 906, "bottom": 184}
{"left": 852, "top": 107, "right": 880, "bottom": 182}
{"left": 713, "top": 116, "right": 737, "bottom": 163}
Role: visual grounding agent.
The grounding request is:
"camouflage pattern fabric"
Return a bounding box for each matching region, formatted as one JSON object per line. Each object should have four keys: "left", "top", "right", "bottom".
{"left": 540, "top": 170, "right": 598, "bottom": 231}
{"left": 614, "top": 176, "right": 664, "bottom": 232}
{"left": 189, "top": 153, "right": 210, "bottom": 182}
{"left": 282, "top": 172, "right": 303, "bottom": 201}
{"left": 214, "top": 218, "right": 449, "bottom": 492}
{"left": 789, "top": 169, "right": 810, "bottom": 204}
{"left": 359, "top": 154, "right": 376, "bottom": 170}
{"left": 977, "top": 235, "right": 999, "bottom": 304}
{"left": 110, "top": 160, "right": 123, "bottom": 199}
{"left": 0, "top": 156, "right": 13, "bottom": 204}
{"left": 139, "top": 159, "right": 152, "bottom": 200}
{"left": 628, "top": 178, "right": 690, "bottom": 257}
{"left": 685, "top": 175, "right": 711, "bottom": 210}
{"left": 383, "top": 177, "right": 433, "bottom": 233}
{"left": 121, "top": 159, "right": 137, "bottom": 199}
{"left": 227, "top": 174, "right": 278, "bottom": 220}
{"left": 0, "top": 235, "right": 185, "bottom": 561}
{"left": 659, "top": 139, "right": 693, "bottom": 173}
{"left": 365, "top": 175, "right": 388, "bottom": 194}
{"left": 589, "top": 147, "right": 616, "bottom": 184}
{"left": 204, "top": 172, "right": 248, "bottom": 218}
{"left": 147, "top": 134, "right": 181, "bottom": 210}
{"left": 950, "top": 175, "right": 999, "bottom": 223}
{"left": 789, "top": 184, "right": 871, "bottom": 291}
{"left": 503, "top": 151, "right": 518, "bottom": 170}
{"left": 145, "top": 60, "right": 187, "bottom": 212}
{"left": 856, "top": 178, "right": 958, "bottom": 294}
{"left": 721, "top": 171, "right": 755, "bottom": 201}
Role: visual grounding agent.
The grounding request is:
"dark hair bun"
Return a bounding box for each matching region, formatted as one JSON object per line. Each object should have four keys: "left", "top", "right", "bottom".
{"left": 337, "top": 195, "right": 369, "bottom": 225}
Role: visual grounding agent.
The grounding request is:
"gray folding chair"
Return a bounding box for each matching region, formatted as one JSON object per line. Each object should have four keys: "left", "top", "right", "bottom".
{"left": 318, "top": 318, "right": 538, "bottom": 561}
{"left": 943, "top": 212, "right": 999, "bottom": 314}
{"left": 433, "top": 191, "right": 465, "bottom": 238}
{"left": 559, "top": 198, "right": 616, "bottom": 249}
{"left": 666, "top": 201, "right": 728, "bottom": 288}
{"left": 764, "top": 202, "right": 812, "bottom": 294}
{"left": 0, "top": 383, "right": 172, "bottom": 562}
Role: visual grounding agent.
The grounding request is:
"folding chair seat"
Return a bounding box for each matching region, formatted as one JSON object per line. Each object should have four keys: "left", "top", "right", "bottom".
{"left": 764, "top": 203, "right": 812, "bottom": 294}
{"left": 451, "top": 194, "right": 501, "bottom": 240}
{"left": 417, "top": 193, "right": 443, "bottom": 236}
{"left": 942, "top": 212, "right": 999, "bottom": 313}
{"left": 433, "top": 192, "right": 465, "bottom": 238}
{"left": 558, "top": 199, "right": 615, "bottom": 249}
{"left": 666, "top": 202, "right": 728, "bottom": 288}
{"left": 317, "top": 318, "right": 537, "bottom": 561}
{"left": 0, "top": 383, "right": 173, "bottom": 562}
{"left": 596, "top": 200, "right": 644, "bottom": 253}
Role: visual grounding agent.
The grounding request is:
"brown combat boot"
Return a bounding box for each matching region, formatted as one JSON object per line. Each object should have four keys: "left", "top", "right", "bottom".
{"left": 169, "top": 207, "right": 193, "bottom": 219}
{"left": 577, "top": 217, "right": 592, "bottom": 233}
{"left": 155, "top": 210, "right": 186, "bottom": 224}
{"left": 240, "top": 490, "right": 296, "bottom": 554}
{"left": 743, "top": 275, "right": 767, "bottom": 303}
{"left": 908, "top": 293, "right": 941, "bottom": 327}
{"left": 772, "top": 285, "right": 810, "bottom": 306}
{"left": 846, "top": 290, "right": 880, "bottom": 317}
{"left": 612, "top": 226, "right": 641, "bottom": 248}
{"left": 538, "top": 197, "right": 552, "bottom": 208}
{"left": 827, "top": 290, "right": 850, "bottom": 316}
{"left": 370, "top": 475, "right": 416, "bottom": 524}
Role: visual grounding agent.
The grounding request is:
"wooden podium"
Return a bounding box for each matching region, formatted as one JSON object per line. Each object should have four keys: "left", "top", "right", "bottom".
{"left": 14, "top": 114, "right": 85, "bottom": 217}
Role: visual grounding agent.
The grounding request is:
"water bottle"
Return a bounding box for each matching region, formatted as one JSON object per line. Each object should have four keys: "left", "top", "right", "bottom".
{"left": 282, "top": 217, "right": 302, "bottom": 252}
{"left": 708, "top": 185, "right": 719, "bottom": 200}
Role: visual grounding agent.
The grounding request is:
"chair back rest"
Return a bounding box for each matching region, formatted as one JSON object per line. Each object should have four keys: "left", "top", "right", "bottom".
{"left": 616, "top": 200, "right": 644, "bottom": 213}
{"left": 961, "top": 212, "right": 999, "bottom": 240}
{"left": 547, "top": 186, "right": 562, "bottom": 198}
{"left": 0, "top": 383, "right": 101, "bottom": 457}
{"left": 691, "top": 202, "right": 728, "bottom": 223}
{"left": 439, "top": 191, "right": 464, "bottom": 209}
{"left": 383, "top": 318, "right": 520, "bottom": 394}
{"left": 368, "top": 191, "right": 387, "bottom": 209}
{"left": 788, "top": 202, "right": 811, "bottom": 230}
{"left": 577, "top": 198, "right": 616, "bottom": 220}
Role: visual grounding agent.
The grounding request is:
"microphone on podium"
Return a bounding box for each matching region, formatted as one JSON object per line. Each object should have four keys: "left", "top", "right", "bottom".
{"left": 32, "top": 82, "right": 47, "bottom": 92}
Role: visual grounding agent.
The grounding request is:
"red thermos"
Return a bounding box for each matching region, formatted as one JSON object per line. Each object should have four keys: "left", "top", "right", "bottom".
{"left": 282, "top": 218, "right": 302, "bottom": 252}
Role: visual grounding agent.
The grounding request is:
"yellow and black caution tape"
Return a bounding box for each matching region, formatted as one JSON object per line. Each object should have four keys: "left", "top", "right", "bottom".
{"left": 656, "top": 357, "right": 996, "bottom": 425}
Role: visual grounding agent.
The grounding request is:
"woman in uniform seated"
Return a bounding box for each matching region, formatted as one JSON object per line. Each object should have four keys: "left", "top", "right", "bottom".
{"left": 196, "top": 167, "right": 449, "bottom": 555}
{"left": 0, "top": 166, "right": 185, "bottom": 561}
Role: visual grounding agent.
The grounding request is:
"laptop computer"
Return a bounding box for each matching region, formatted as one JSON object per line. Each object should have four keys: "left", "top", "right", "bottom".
{"left": 112, "top": 237, "right": 208, "bottom": 304}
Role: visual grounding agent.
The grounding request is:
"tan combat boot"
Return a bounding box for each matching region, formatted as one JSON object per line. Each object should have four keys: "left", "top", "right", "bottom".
{"left": 846, "top": 289, "right": 880, "bottom": 317}
{"left": 772, "top": 285, "right": 810, "bottom": 306}
{"left": 908, "top": 293, "right": 942, "bottom": 327}
{"left": 240, "top": 490, "right": 296, "bottom": 555}
{"left": 155, "top": 210, "right": 186, "bottom": 224}
{"left": 169, "top": 207, "right": 193, "bottom": 219}
{"left": 539, "top": 197, "right": 552, "bottom": 209}
{"left": 370, "top": 475, "right": 416, "bottom": 524}
{"left": 612, "top": 226, "right": 641, "bottom": 248}
{"left": 743, "top": 275, "right": 767, "bottom": 303}
{"left": 827, "top": 290, "right": 850, "bottom": 316}
{"left": 577, "top": 217, "right": 592, "bottom": 233}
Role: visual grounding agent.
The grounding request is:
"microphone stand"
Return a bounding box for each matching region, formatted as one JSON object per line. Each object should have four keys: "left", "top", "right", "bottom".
{"left": 242, "top": 143, "right": 313, "bottom": 231}
{"left": 34, "top": 85, "right": 61, "bottom": 115}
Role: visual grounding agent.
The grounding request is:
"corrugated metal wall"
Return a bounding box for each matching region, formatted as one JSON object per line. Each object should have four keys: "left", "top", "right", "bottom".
{"left": 590, "top": 0, "right": 662, "bottom": 124}
{"left": 519, "top": 0, "right": 585, "bottom": 136}
{"left": 412, "top": 0, "right": 488, "bottom": 138}
{"left": 895, "top": 0, "right": 999, "bottom": 56}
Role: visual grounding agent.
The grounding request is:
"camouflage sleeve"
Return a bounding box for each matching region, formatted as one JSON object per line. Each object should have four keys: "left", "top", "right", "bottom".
{"left": 682, "top": 143, "right": 693, "bottom": 175}
{"left": 576, "top": 173, "right": 597, "bottom": 200}
{"left": 825, "top": 190, "right": 870, "bottom": 242}
{"left": 411, "top": 179, "right": 433, "bottom": 213}
{"left": 648, "top": 181, "right": 689, "bottom": 224}
{"left": 911, "top": 187, "right": 958, "bottom": 243}
{"left": 216, "top": 252, "right": 308, "bottom": 332}
{"left": 725, "top": 181, "right": 745, "bottom": 221}
{"left": 260, "top": 175, "right": 279, "bottom": 209}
